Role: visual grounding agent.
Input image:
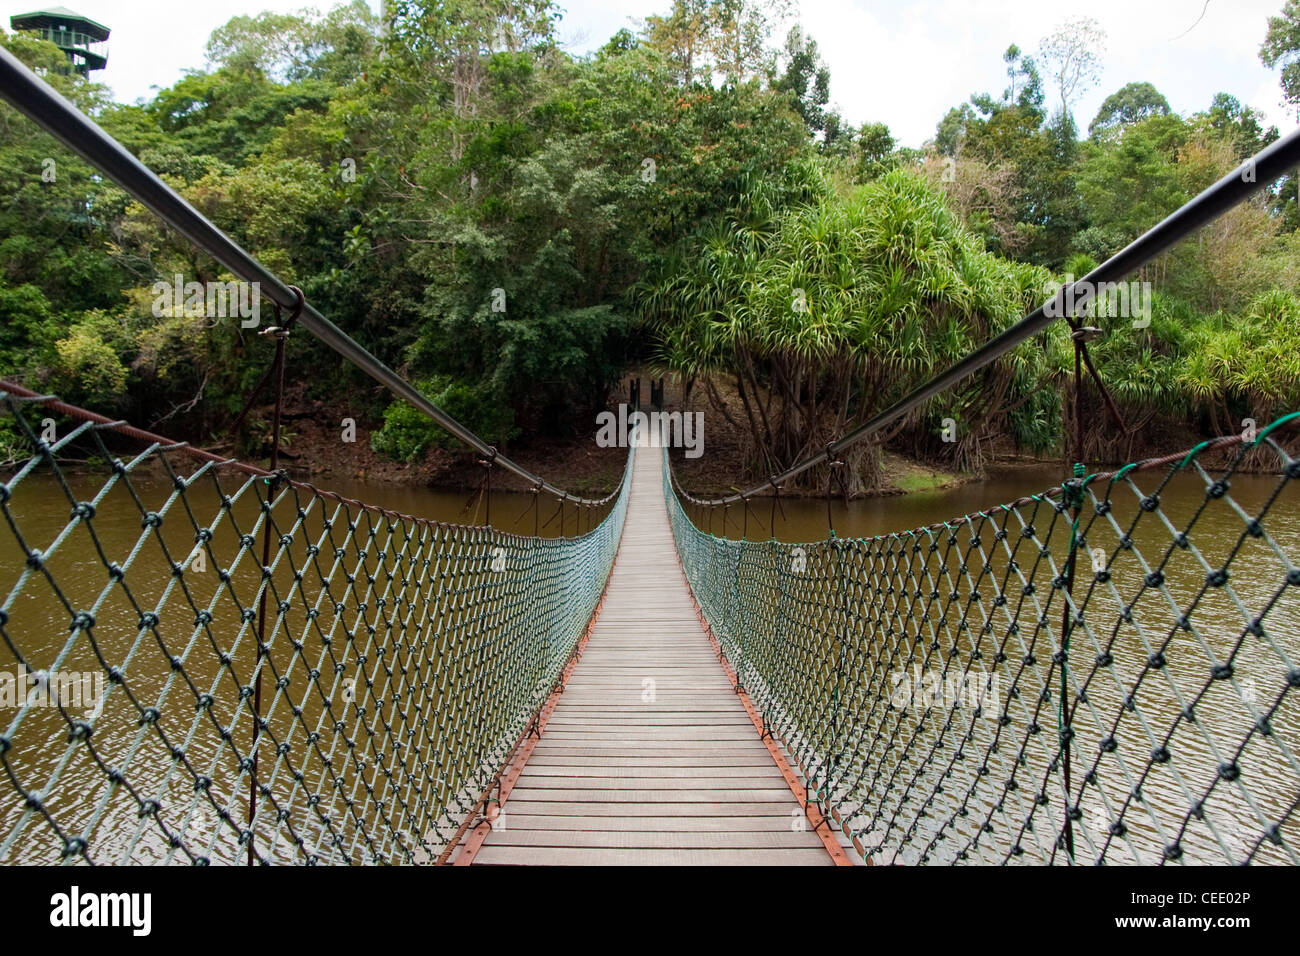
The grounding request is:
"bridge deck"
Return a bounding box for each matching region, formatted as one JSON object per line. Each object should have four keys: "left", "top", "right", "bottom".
{"left": 467, "top": 446, "right": 834, "bottom": 865}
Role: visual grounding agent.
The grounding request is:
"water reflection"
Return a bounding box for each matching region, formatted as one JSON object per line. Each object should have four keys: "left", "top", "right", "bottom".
{"left": 684, "top": 463, "right": 1300, "bottom": 864}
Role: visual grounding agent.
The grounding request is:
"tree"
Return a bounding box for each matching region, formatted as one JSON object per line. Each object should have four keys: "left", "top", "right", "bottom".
{"left": 1089, "top": 81, "right": 1170, "bottom": 138}
{"left": 774, "top": 26, "right": 830, "bottom": 136}
{"left": 922, "top": 152, "right": 1022, "bottom": 254}
{"left": 386, "top": 0, "right": 560, "bottom": 161}
{"left": 599, "top": 27, "right": 638, "bottom": 58}
{"left": 819, "top": 111, "right": 853, "bottom": 156}
{"left": 644, "top": 164, "right": 1060, "bottom": 488}
{"left": 1038, "top": 18, "right": 1106, "bottom": 121}
{"left": 641, "top": 0, "right": 789, "bottom": 86}
{"left": 933, "top": 39, "right": 1082, "bottom": 266}
{"left": 854, "top": 122, "right": 895, "bottom": 172}
{"left": 935, "top": 103, "right": 975, "bottom": 156}
{"left": 1075, "top": 113, "right": 1190, "bottom": 249}
{"left": 9, "top": 0, "right": 1298, "bottom": 478}
{"left": 366, "top": 18, "right": 810, "bottom": 448}
{"left": 1001, "top": 44, "right": 1043, "bottom": 109}
{"left": 205, "top": 11, "right": 316, "bottom": 80}
{"left": 642, "top": 0, "right": 712, "bottom": 85}
{"left": 204, "top": 2, "right": 380, "bottom": 84}
{"left": 147, "top": 70, "right": 335, "bottom": 166}
{"left": 1261, "top": 0, "right": 1300, "bottom": 115}
{"left": 1202, "top": 92, "right": 1277, "bottom": 158}
{"left": 1201, "top": 89, "right": 1291, "bottom": 229}
{"left": 707, "top": 0, "right": 791, "bottom": 84}
{"left": 0, "top": 32, "right": 131, "bottom": 322}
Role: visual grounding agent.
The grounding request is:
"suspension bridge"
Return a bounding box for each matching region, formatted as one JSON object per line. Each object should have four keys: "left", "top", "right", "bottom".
{"left": 2, "top": 47, "right": 1300, "bottom": 867}
{"left": 456, "top": 443, "right": 846, "bottom": 865}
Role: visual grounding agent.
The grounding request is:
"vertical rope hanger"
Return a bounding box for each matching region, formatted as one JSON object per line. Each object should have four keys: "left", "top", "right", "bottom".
{"left": 248, "top": 284, "right": 304, "bottom": 866}
{"left": 1057, "top": 321, "right": 1124, "bottom": 860}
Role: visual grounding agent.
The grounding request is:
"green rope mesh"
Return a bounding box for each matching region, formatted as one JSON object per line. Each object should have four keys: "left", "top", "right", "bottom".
{"left": 665, "top": 421, "right": 1300, "bottom": 866}
{"left": 0, "top": 390, "right": 633, "bottom": 864}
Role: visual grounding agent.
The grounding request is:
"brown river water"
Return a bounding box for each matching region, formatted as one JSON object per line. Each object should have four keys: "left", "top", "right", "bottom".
{"left": 1, "top": 458, "right": 1296, "bottom": 864}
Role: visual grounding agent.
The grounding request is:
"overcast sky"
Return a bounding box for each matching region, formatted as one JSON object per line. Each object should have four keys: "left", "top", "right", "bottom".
{"left": 4, "top": 0, "right": 1296, "bottom": 146}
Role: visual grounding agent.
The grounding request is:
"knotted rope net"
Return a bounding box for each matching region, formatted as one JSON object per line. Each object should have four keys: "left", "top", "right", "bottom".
{"left": 667, "top": 418, "right": 1300, "bottom": 865}
{"left": 0, "top": 387, "right": 632, "bottom": 864}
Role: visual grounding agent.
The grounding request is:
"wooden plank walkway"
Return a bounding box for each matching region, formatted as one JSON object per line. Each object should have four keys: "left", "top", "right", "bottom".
{"left": 468, "top": 445, "right": 836, "bottom": 865}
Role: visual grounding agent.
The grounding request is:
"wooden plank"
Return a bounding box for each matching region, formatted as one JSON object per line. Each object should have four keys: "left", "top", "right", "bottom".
{"left": 483, "top": 830, "right": 820, "bottom": 849}
{"left": 496, "top": 801, "right": 807, "bottom": 817}
{"left": 509, "top": 775, "right": 789, "bottom": 789}
{"left": 522, "top": 764, "right": 788, "bottom": 777}
{"left": 473, "top": 846, "right": 832, "bottom": 866}
{"left": 490, "top": 814, "right": 805, "bottom": 832}
{"left": 534, "top": 729, "right": 762, "bottom": 739}
{"left": 543, "top": 715, "right": 756, "bottom": 724}
{"left": 529, "top": 743, "right": 779, "bottom": 754}
{"left": 522, "top": 754, "right": 779, "bottom": 766}
{"left": 505, "top": 787, "right": 799, "bottom": 803}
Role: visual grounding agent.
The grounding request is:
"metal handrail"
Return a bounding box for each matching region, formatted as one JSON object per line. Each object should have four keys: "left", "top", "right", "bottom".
{"left": 0, "top": 46, "right": 617, "bottom": 508}
{"left": 672, "top": 127, "right": 1300, "bottom": 506}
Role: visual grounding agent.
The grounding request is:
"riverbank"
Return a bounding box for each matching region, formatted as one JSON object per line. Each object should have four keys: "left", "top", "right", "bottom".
{"left": 266, "top": 384, "right": 629, "bottom": 497}
{"left": 225, "top": 376, "right": 1294, "bottom": 501}
{"left": 273, "top": 383, "right": 973, "bottom": 499}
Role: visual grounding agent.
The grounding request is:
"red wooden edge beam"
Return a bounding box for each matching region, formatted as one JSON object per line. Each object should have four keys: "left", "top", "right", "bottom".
{"left": 674, "top": 566, "right": 858, "bottom": 868}
{"left": 449, "top": 578, "right": 612, "bottom": 865}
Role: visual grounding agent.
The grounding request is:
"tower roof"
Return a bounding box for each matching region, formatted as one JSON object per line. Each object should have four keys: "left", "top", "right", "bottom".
{"left": 10, "top": 7, "right": 110, "bottom": 41}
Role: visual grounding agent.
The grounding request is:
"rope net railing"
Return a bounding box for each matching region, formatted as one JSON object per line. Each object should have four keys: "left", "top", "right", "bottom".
{"left": 0, "top": 388, "right": 634, "bottom": 865}
{"left": 665, "top": 419, "right": 1300, "bottom": 865}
